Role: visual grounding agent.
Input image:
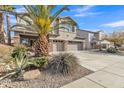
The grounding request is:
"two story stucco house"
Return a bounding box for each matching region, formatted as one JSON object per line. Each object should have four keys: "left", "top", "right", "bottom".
{"left": 11, "top": 16, "right": 108, "bottom": 52}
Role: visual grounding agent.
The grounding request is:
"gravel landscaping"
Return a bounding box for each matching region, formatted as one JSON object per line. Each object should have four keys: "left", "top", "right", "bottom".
{"left": 0, "top": 65, "right": 93, "bottom": 88}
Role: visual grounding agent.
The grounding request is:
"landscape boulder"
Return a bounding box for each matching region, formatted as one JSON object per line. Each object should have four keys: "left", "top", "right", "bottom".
{"left": 23, "top": 69, "right": 41, "bottom": 80}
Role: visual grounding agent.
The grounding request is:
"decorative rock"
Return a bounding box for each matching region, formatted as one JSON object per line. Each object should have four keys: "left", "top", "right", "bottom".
{"left": 23, "top": 69, "right": 41, "bottom": 80}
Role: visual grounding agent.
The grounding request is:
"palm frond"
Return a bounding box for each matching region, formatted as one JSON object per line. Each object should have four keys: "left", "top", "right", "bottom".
{"left": 16, "top": 14, "right": 32, "bottom": 25}
{"left": 11, "top": 24, "right": 35, "bottom": 31}
{"left": 0, "top": 5, "right": 15, "bottom": 12}
{"left": 47, "top": 5, "right": 57, "bottom": 14}
{"left": 51, "top": 5, "right": 69, "bottom": 24}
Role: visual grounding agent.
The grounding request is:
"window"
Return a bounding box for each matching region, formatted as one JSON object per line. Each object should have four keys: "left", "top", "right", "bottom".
{"left": 67, "top": 24, "right": 73, "bottom": 32}
{"left": 60, "top": 23, "right": 74, "bottom": 32}
{"left": 21, "top": 38, "right": 30, "bottom": 46}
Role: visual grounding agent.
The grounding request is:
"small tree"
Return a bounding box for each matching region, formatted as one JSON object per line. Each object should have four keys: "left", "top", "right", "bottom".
{"left": 106, "top": 30, "right": 124, "bottom": 48}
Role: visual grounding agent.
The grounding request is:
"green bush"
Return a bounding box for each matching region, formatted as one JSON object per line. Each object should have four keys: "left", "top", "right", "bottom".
{"left": 25, "top": 57, "right": 48, "bottom": 70}
{"left": 11, "top": 45, "right": 28, "bottom": 58}
{"left": 46, "top": 53, "right": 78, "bottom": 75}
{"left": 33, "top": 57, "right": 48, "bottom": 68}
{"left": 107, "top": 47, "right": 117, "bottom": 53}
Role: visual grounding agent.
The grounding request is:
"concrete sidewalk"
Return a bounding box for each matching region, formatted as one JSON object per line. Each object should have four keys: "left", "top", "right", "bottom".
{"left": 61, "top": 51, "right": 124, "bottom": 88}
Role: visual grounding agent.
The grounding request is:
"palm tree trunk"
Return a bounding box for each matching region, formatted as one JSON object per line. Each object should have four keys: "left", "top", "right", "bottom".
{"left": 34, "top": 34, "right": 49, "bottom": 57}
{"left": 6, "top": 15, "right": 11, "bottom": 45}
{"left": 0, "top": 13, "right": 5, "bottom": 44}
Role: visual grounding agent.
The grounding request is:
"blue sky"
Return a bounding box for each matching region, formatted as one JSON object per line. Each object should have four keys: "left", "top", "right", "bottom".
{"left": 4, "top": 5, "right": 124, "bottom": 36}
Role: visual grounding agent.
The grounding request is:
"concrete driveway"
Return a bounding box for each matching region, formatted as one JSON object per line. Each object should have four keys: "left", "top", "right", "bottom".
{"left": 61, "top": 51, "right": 124, "bottom": 88}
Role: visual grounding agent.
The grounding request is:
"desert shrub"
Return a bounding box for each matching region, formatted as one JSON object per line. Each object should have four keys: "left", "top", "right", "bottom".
{"left": 11, "top": 44, "right": 28, "bottom": 58}
{"left": 107, "top": 47, "right": 118, "bottom": 53}
{"left": 46, "top": 53, "right": 78, "bottom": 75}
{"left": 32, "top": 57, "right": 48, "bottom": 68}
{"left": 25, "top": 57, "right": 48, "bottom": 70}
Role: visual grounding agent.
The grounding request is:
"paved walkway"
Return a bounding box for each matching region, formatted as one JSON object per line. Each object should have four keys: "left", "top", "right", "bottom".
{"left": 61, "top": 51, "right": 124, "bottom": 88}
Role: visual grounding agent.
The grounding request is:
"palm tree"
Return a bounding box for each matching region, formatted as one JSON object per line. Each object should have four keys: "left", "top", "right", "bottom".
{"left": 0, "top": 5, "right": 15, "bottom": 45}
{"left": 11, "top": 5, "right": 69, "bottom": 56}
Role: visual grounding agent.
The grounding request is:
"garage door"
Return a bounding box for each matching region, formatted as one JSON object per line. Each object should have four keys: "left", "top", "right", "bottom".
{"left": 67, "top": 42, "right": 78, "bottom": 51}
{"left": 67, "top": 42, "right": 83, "bottom": 51}
{"left": 53, "top": 41, "right": 64, "bottom": 51}
{"left": 78, "top": 43, "right": 83, "bottom": 50}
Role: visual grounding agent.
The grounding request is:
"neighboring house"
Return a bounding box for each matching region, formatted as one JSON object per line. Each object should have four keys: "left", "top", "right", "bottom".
{"left": 11, "top": 16, "right": 109, "bottom": 52}
{"left": 97, "top": 40, "right": 111, "bottom": 49}
{"left": 77, "top": 29, "right": 108, "bottom": 49}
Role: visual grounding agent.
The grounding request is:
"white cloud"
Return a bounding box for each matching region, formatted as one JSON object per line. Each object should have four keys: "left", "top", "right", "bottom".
{"left": 74, "top": 12, "right": 101, "bottom": 17}
{"left": 73, "top": 5, "right": 95, "bottom": 13}
{"left": 101, "top": 20, "right": 124, "bottom": 27}
{"left": 72, "top": 5, "right": 101, "bottom": 17}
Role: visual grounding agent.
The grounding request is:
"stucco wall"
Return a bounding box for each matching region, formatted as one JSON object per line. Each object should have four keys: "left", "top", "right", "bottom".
{"left": 50, "top": 30, "right": 77, "bottom": 41}
{"left": 77, "top": 30, "right": 92, "bottom": 49}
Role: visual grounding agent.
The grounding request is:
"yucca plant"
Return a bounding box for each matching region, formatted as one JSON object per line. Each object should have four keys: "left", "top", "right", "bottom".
{"left": 0, "top": 51, "right": 28, "bottom": 81}
{"left": 46, "top": 53, "right": 78, "bottom": 75}
{"left": 11, "top": 44, "right": 28, "bottom": 59}
{"left": 10, "top": 5, "right": 70, "bottom": 57}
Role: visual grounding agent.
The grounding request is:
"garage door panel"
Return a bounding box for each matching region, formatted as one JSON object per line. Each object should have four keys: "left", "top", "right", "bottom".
{"left": 67, "top": 42, "right": 78, "bottom": 51}
{"left": 53, "top": 41, "right": 64, "bottom": 51}
{"left": 67, "top": 42, "right": 83, "bottom": 51}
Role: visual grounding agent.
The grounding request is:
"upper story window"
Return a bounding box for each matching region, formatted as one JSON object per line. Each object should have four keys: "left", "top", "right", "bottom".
{"left": 60, "top": 23, "right": 75, "bottom": 32}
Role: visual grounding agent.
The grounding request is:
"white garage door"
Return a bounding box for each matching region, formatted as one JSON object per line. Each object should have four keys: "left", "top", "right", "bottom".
{"left": 67, "top": 42, "right": 83, "bottom": 51}
{"left": 67, "top": 42, "right": 78, "bottom": 51}
{"left": 53, "top": 41, "right": 64, "bottom": 51}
